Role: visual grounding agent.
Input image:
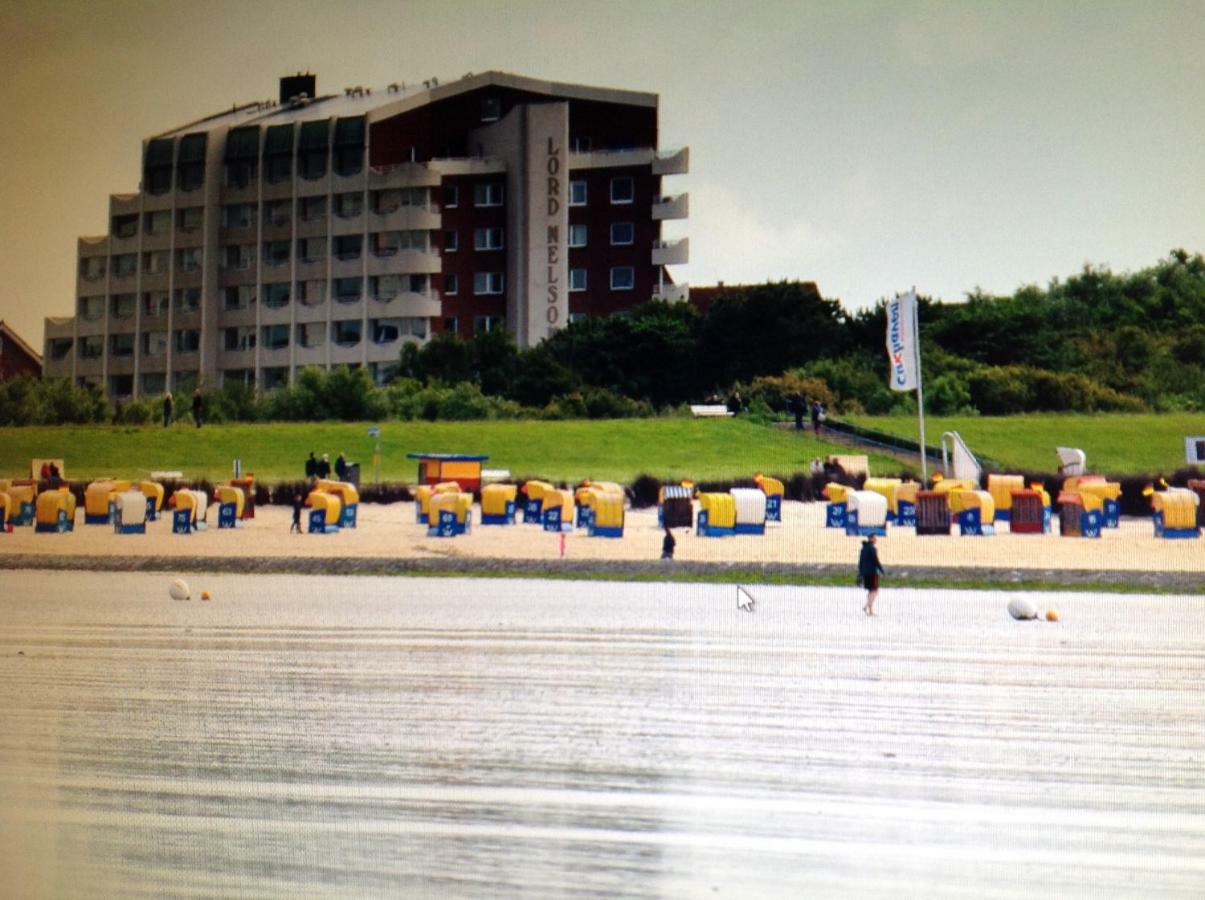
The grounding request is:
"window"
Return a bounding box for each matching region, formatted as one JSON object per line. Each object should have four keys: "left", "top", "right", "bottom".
{"left": 481, "top": 97, "right": 501, "bottom": 122}
{"left": 111, "top": 294, "right": 136, "bottom": 319}
{"left": 443, "top": 316, "right": 459, "bottom": 334}
{"left": 299, "top": 280, "right": 326, "bottom": 306}
{"left": 177, "top": 248, "right": 201, "bottom": 272}
{"left": 334, "top": 192, "right": 363, "bottom": 218}
{"left": 174, "top": 329, "right": 201, "bottom": 353}
{"left": 224, "top": 125, "right": 259, "bottom": 188}
{"left": 569, "top": 312, "right": 587, "bottom": 324}
{"left": 174, "top": 287, "right": 201, "bottom": 312}
{"left": 80, "top": 257, "right": 106, "bottom": 281}
{"left": 442, "top": 185, "right": 458, "bottom": 208}
{"left": 473, "top": 182, "right": 504, "bottom": 207}
{"left": 142, "top": 251, "right": 169, "bottom": 275}
{"left": 296, "top": 322, "right": 325, "bottom": 349}
{"left": 333, "top": 277, "right": 362, "bottom": 302}
{"left": 142, "top": 372, "right": 166, "bottom": 394}
{"left": 299, "top": 196, "right": 326, "bottom": 222}
{"left": 444, "top": 274, "right": 458, "bottom": 295}
{"left": 569, "top": 268, "right": 587, "bottom": 292}
{"left": 610, "top": 176, "right": 634, "bottom": 204}
{"left": 79, "top": 296, "right": 105, "bottom": 321}
{"left": 298, "top": 120, "right": 330, "bottom": 180}
{"left": 263, "top": 282, "right": 290, "bottom": 309}
{"left": 371, "top": 275, "right": 401, "bottom": 301}
{"left": 223, "top": 326, "right": 255, "bottom": 351}
{"left": 264, "top": 200, "right": 291, "bottom": 226}
{"left": 263, "top": 240, "right": 290, "bottom": 267}
{"left": 333, "top": 116, "right": 366, "bottom": 177}
{"left": 264, "top": 123, "right": 294, "bottom": 183}
{"left": 474, "top": 227, "right": 504, "bottom": 251}
{"left": 262, "top": 367, "right": 289, "bottom": 391}
{"left": 79, "top": 335, "right": 103, "bottom": 359}
{"left": 332, "top": 319, "right": 362, "bottom": 346}
{"left": 261, "top": 324, "right": 290, "bottom": 351}
{"left": 225, "top": 290, "right": 255, "bottom": 315}
{"left": 176, "top": 133, "right": 207, "bottom": 192}
{"left": 49, "top": 338, "right": 73, "bottom": 360}
{"left": 610, "top": 266, "right": 635, "bottom": 290}
{"left": 610, "top": 222, "right": 634, "bottom": 246}
{"left": 473, "top": 315, "right": 504, "bottom": 335}
{"left": 143, "top": 138, "right": 174, "bottom": 196}
{"left": 222, "top": 204, "right": 255, "bottom": 229}
{"left": 569, "top": 180, "right": 587, "bottom": 206}
{"left": 222, "top": 244, "right": 254, "bottom": 271}
{"left": 177, "top": 207, "right": 203, "bottom": 232}
{"left": 571, "top": 136, "right": 592, "bottom": 153}
{"left": 568, "top": 224, "right": 587, "bottom": 248}
{"left": 333, "top": 234, "right": 362, "bottom": 261}
{"left": 109, "top": 374, "right": 134, "bottom": 397}
{"left": 473, "top": 272, "right": 504, "bottom": 295}
{"left": 372, "top": 318, "right": 402, "bottom": 344}
{"left": 143, "top": 331, "right": 168, "bottom": 357}
{"left": 143, "top": 210, "right": 171, "bottom": 235}
{"left": 112, "top": 214, "right": 138, "bottom": 239}
{"left": 143, "top": 292, "right": 169, "bottom": 318}
{"left": 221, "top": 369, "right": 254, "bottom": 388}
{"left": 109, "top": 333, "right": 134, "bottom": 357}
{"left": 296, "top": 236, "right": 326, "bottom": 263}
{"left": 112, "top": 254, "right": 137, "bottom": 278}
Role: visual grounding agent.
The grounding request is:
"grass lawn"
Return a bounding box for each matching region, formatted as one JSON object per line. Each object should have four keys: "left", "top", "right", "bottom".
{"left": 847, "top": 413, "right": 1205, "bottom": 474}
{"left": 0, "top": 419, "right": 893, "bottom": 484}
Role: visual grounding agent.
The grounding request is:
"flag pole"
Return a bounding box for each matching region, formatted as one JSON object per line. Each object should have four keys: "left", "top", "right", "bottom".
{"left": 912, "top": 285, "right": 928, "bottom": 484}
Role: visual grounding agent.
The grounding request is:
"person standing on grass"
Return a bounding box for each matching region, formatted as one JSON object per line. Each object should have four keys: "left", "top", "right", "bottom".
{"left": 163, "top": 392, "right": 173, "bottom": 428}
{"left": 858, "top": 533, "right": 885, "bottom": 616}
{"left": 191, "top": 388, "right": 204, "bottom": 428}
{"left": 811, "top": 399, "right": 824, "bottom": 437}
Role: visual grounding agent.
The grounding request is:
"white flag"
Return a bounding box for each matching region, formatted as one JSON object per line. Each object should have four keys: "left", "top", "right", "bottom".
{"left": 885, "top": 290, "right": 918, "bottom": 392}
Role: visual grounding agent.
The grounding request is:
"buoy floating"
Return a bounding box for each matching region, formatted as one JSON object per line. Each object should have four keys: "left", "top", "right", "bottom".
{"left": 1045, "top": 608, "right": 1059, "bottom": 622}
{"left": 200, "top": 590, "right": 211, "bottom": 601}
{"left": 1007, "top": 596, "right": 1037, "bottom": 620}
{"left": 169, "top": 578, "right": 190, "bottom": 601}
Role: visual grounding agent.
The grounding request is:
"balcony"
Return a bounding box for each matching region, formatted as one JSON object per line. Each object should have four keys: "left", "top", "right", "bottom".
{"left": 367, "top": 249, "right": 441, "bottom": 276}
{"left": 567, "top": 148, "right": 651, "bottom": 172}
{"left": 371, "top": 206, "right": 440, "bottom": 232}
{"left": 652, "top": 192, "right": 689, "bottom": 221}
{"left": 426, "top": 157, "right": 507, "bottom": 178}
{"left": 371, "top": 292, "right": 441, "bottom": 318}
{"left": 45, "top": 317, "right": 75, "bottom": 340}
{"left": 652, "top": 282, "right": 690, "bottom": 303}
{"left": 652, "top": 147, "right": 689, "bottom": 176}
{"left": 109, "top": 193, "right": 140, "bottom": 216}
{"left": 368, "top": 163, "right": 441, "bottom": 189}
{"left": 651, "top": 237, "right": 689, "bottom": 266}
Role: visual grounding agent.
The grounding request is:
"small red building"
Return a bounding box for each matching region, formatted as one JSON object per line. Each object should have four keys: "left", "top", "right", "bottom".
{"left": 0, "top": 321, "right": 42, "bottom": 380}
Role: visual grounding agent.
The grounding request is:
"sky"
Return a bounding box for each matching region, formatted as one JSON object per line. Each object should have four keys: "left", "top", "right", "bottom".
{"left": 1, "top": 0, "right": 1202, "bottom": 349}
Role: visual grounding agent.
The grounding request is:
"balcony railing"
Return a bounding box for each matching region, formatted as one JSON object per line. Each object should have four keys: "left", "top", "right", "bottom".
{"left": 651, "top": 237, "right": 689, "bottom": 266}
{"left": 652, "top": 192, "right": 689, "bottom": 221}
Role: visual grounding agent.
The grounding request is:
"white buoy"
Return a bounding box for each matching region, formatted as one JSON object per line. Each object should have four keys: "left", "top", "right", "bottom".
{"left": 169, "top": 578, "right": 190, "bottom": 601}
{"left": 1007, "top": 595, "right": 1037, "bottom": 620}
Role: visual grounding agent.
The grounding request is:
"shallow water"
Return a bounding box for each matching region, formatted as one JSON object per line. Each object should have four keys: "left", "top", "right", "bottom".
{"left": 1, "top": 572, "right": 1203, "bottom": 897}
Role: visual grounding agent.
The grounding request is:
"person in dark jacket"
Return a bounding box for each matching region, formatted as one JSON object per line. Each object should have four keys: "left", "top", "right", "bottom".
{"left": 163, "top": 392, "right": 173, "bottom": 428}
{"left": 191, "top": 388, "right": 204, "bottom": 428}
{"left": 305, "top": 452, "right": 317, "bottom": 480}
{"left": 291, "top": 493, "right": 304, "bottom": 533}
{"left": 791, "top": 393, "right": 805, "bottom": 430}
{"left": 661, "top": 526, "right": 676, "bottom": 560}
{"left": 811, "top": 400, "right": 824, "bottom": 437}
{"left": 334, "top": 453, "right": 348, "bottom": 481}
{"left": 316, "top": 454, "right": 331, "bottom": 479}
{"left": 858, "top": 533, "right": 886, "bottom": 616}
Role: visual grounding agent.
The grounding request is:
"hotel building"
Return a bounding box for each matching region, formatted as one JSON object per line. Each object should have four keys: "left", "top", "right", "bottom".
{"left": 43, "top": 71, "right": 689, "bottom": 396}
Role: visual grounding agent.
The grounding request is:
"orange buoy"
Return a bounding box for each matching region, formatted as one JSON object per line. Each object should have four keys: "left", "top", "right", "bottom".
{"left": 1045, "top": 608, "right": 1059, "bottom": 622}
{"left": 201, "top": 590, "right": 211, "bottom": 601}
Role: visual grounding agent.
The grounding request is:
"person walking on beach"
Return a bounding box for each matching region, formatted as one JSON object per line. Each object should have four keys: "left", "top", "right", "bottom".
{"left": 661, "top": 526, "right": 676, "bottom": 560}
{"left": 291, "top": 493, "right": 304, "bottom": 533}
{"left": 858, "top": 533, "right": 885, "bottom": 616}
{"left": 163, "top": 392, "right": 173, "bottom": 428}
{"left": 191, "top": 388, "right": 204, "bottom": 428}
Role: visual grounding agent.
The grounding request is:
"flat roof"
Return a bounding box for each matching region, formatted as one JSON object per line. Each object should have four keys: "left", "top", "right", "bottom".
{"left": 159, "top": 71, "right": 657, "bottom": 139}
{"left": 406, "top": 453, "right": 489, "bottom": 462}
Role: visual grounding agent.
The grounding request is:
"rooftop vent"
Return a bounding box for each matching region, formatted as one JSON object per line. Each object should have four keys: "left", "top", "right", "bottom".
{"left": 280, "top": 73, "right": 317, "bottom": 106}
